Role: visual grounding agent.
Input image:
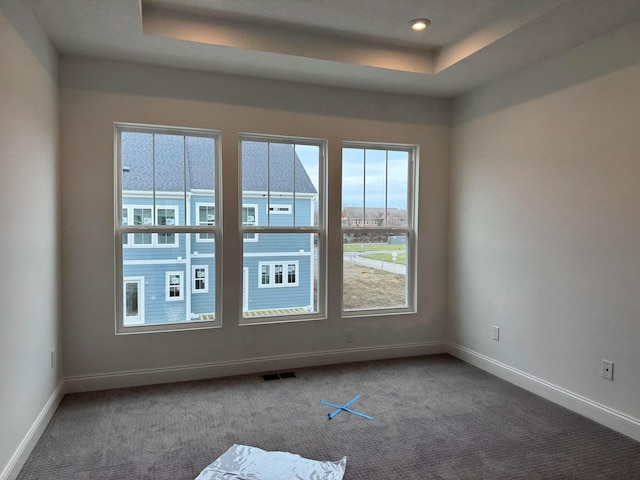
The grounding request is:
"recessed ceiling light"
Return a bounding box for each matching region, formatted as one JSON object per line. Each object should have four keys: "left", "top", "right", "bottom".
{"left": 409, "top": 18, "right": 431, "bottom": 31}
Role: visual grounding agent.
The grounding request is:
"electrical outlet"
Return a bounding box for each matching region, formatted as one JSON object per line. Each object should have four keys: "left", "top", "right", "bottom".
{"left": 346, "top": 329, "right": 355, "bottom": 344}
{"left": 602, "top": 360, "right": 614, "bottom": 381}
{"left": 492, "top": 326, "right": 500, "bottom": 341}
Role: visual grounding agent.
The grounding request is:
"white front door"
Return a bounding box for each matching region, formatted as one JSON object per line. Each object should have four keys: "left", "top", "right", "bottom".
{"left": 123, "top": 277, "right": 145, "bottom": 326}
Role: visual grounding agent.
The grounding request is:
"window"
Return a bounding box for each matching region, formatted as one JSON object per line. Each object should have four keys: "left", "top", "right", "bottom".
{"left": 242, "top": 205, "right": 257, "bottom": 241}
{"left": 166, "top": 271, "right": 183, "bottom": 301}
{"left": 156, "top": 207, "right": 177, "bottom": 245}
{"left": 133, "top": 207, "right": 152, "bottom": 245}
{"left": 342, "top": 143, "right": 416, "bottom": 314}
{"left": 192, "top": 265, "right": 208, "bottom": 293}
{"left": 122, "top": 206, "right": 179, "bottom": 247}
{"left": 116, "top": 124, "right": 221, "bottom": 333}
{"left": 258, "top": 261, "right": 299, "bottom": 288}
{"left": 196, "top": 204, "right": 215, "bottom": 241}
{"left": 240, "top": 135, "right": 325, "bottom": 322}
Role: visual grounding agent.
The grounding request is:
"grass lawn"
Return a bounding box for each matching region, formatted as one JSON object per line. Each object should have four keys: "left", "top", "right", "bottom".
{"left": 363, "top": 252, "right": 406, "bottom": 265}
{"left": 343, "top": 243, "right": 406, "bottom": 253}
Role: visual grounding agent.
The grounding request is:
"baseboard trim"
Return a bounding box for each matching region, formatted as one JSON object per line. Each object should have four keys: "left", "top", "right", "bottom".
{"left": 1, "top": 381, "right": 65, "bottom": 480}
{"left": 447, "top": 342, "right": 640, "bottom": 442}
{"left": 65, "top": 341, "right": 447, "bottom": 393}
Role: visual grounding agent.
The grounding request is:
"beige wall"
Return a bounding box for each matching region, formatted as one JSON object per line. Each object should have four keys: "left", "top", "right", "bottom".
{"left": 0, "top": 1, "right": 60, "bottom": 477}
{"left": 59, "top": 57, "right": 451, "bottom": 384}
{"left": 450, "top": 22, "right": 640, "bottom": 422}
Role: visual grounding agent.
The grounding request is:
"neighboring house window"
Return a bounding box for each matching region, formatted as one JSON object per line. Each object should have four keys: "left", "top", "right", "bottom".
{"left": 157, "top": 207, "right": 177, "bottom": 245}
{"left": 342, "top": 143, "right": 416, "bottom": 314}
{"left": 240, "top": 135, "right": 325, "bottom": 323}
{"left": 133, "top": 207, "right": 152, "bottom": 245}
{"left": 122, "top": 206, "right": 179, "bottom": 247}
{"left": 166, "top": 271, "right": 184, "bottom": 301}
{"left": 242, "top": 205, "right": 257, "bottom": 241}
{"left": 258, "top": 261, "right": 299, "bottom": 288}
{"left": 116, "top": 124, "right": 221, "bottom": 333}
{"left": 197, "top": 204, "right": 215, "bottom": 241}
{"left": 192, "top": 266, "right": 208, "bottom": 293}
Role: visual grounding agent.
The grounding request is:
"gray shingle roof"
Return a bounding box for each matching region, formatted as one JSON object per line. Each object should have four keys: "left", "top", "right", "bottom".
{"left": 121, "top": 133, "right": 316, "bottom": 194}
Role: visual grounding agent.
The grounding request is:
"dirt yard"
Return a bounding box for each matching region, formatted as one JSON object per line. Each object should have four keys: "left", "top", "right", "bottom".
{"left": 342, "top": 262, "right": 406, "bottom": 309}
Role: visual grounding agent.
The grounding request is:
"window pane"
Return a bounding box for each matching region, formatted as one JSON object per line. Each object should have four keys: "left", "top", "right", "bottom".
{"left": 342, "top": 233, "right": 408, "bottom": 310}
{"left": 241, "top": 140, "right": 319, "bottom": 227}
{"left": 125, "top": 283, "right": 138, "bottom": 316}
{"left": 364, "top": 149, "right": 386, "bottom": 226}
{"left": 122, "top": 234, "right": 216, "bottom": 326}
{"left": 243, "top": 233, "right": 317, "bottom": 318}
{"left": 294, "top": 145, "right": 320, "bottom": 227}
{"left": 342, "top": 148, "right": 365, "bottom": 225}
{"left": 387, "top": 150, "right": 409, "bottom": 226}
{"left": 261, "top": 265, "right": 270, "bottom": 285}
{"left": 122, "top": 132, "right": 153, "bottom": 199}
{"left": 341, "top": 147, "right": 410, "bottom": 229}
{"left": 154, "top": 134, "right": 186, "bottom": 208}
{"left": 187, "top": 136, "right": 216, "bottom": 226}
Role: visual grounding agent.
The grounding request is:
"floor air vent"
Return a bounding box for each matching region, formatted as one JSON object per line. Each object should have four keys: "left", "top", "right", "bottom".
{"left": 261, "top": 372, "right": 297, "bottom": 381}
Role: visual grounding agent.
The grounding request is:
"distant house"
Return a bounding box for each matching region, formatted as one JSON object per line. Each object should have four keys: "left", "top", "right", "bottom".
{"left": 342, "top": 207, "right": 407, "bottom": 228}
{"left": 121, "top": 133, "right": 317, "bottom": 326}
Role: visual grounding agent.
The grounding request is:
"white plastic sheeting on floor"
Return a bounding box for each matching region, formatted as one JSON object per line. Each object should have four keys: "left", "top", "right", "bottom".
{"left": 195, "top": 444, "right": 347, "bottom": 480}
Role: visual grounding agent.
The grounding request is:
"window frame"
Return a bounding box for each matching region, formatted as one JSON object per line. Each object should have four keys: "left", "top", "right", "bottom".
{"left": 239, "top": 134, "right": 326, "bottom": 325}
{"left": 115, "top": 123, "right": 222, "bottom": 334}
{"left": 341, "top": 141, "right": 418, "bottom": 317}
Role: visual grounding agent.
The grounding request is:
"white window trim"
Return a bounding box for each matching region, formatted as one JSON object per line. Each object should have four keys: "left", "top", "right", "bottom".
{"left": 122, "top": 205, "right": 180, "bottom": 248}
{"left": 116, "top": 123, "right": 222, "bottom": 335}
{"left": 257, "top": 261, "right": 299, "bottom": 288}
{"left": 239, "top": 134, "right": 326, "bottom": 325}
{"left": 341, "top": 142, "right": 417, "bottom": 317}
{"left": 123, "top": 277, "right": 145, "bottom": 326}
{"left": 195, "top": 202, "right": 215, "bottom": 243}
{"left": 192, "top": 265, "right": 209, "bottom": 293}
{"left": 166, "top": 271, "right": 184, "bottom": 301}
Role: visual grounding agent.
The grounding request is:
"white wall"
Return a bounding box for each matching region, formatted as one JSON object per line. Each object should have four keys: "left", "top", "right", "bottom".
{"left": 0, "top": 1, "right": 61, "bottom": 478}
{"left": 450, "top": 21, "right": 640, "bottom": 426}
{"left": 59, "top": 57, "right": 451, "bottom": 388}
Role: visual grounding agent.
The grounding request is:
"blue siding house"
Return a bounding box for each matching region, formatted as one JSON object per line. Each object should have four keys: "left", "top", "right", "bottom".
{"left": 121, "top": 133, "right": 317, "bottom": 326}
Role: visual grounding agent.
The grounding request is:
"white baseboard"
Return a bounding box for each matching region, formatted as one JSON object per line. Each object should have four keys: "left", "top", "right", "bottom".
{"left": 1, "top": 381, "right": 65, "bottom": 480}
{"left": 65, "top": 341, "right": 447, "bottom": 393}
{"left": 447, "top": 342, "right": 640, "bottom": 442}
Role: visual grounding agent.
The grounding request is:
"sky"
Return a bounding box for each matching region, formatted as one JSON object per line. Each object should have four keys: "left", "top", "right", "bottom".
{"left": 295, "top": 145, "right": 410, "bottom": 209}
